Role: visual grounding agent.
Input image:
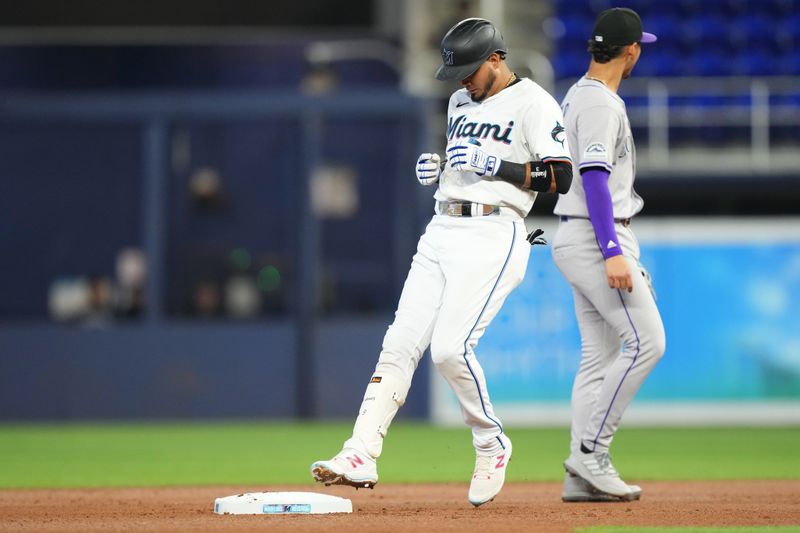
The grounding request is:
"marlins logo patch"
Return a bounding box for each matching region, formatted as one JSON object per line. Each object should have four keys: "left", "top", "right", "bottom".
{"left": 442, "top": 49, "right": 454, "bottom": 66}
{"left": 550, "top": 121, "right": 566, "bottom": 147}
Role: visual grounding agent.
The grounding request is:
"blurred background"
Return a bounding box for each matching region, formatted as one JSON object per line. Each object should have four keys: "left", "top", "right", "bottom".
{"left": 0, "top": 0, "right": 798, "bottom": 425}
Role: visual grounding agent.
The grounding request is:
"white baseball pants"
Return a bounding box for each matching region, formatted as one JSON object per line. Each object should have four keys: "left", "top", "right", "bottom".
{"left": 349, "top": 213, "right": 529, "bottom": 457}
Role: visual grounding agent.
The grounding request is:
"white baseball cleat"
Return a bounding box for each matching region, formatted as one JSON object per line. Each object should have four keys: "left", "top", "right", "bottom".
{"left": 562, "top": 472, "right": 642, "bottom": 502}
{"left": 468, "top": 437, "right": 512, "bottom": 507}
{"left": 310, "top": 448, "right": 378, "bottom": 489}
{"left": 564, "top": 450, "right": 637, "bottom": 500}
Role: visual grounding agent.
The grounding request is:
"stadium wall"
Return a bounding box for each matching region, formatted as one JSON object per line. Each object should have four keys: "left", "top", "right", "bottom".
{"left": 432, "top": 217, "right": 800, "bottom": 426}
{"left": 0, "top": 317, "right": 430, "bottom": 420}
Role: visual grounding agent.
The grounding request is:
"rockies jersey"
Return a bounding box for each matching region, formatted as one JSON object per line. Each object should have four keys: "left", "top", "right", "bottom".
{"left": 435, "top": 77, "right": 572, "bottom": 218}
{"left": 553, "top": 76, "right": 644, "bottom": 219}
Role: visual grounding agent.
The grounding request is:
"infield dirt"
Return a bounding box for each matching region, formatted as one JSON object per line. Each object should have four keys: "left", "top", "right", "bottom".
{"left": 2, "top": 480, "right": 798, "bottom": 532}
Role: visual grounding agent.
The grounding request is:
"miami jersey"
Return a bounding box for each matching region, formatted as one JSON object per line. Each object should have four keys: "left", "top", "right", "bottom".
{"left": 554, "top": 76, "right": 644, "bottom": 219}
{"left": 435, "top": 78, "right": 572, "bottom": 218}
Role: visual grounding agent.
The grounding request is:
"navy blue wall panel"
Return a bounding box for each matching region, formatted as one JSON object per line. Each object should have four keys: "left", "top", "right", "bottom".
{"left": 0, "top": 320, "right": 430, "bottom": 420}
{"left": 0, "top": 323, "right": 296, "bottom": 420}
{"left": 312, "top": 317, "right": 429, "bottom": 419}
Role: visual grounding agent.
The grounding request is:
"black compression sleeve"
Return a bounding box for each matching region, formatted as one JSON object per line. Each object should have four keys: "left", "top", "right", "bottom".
{"left": 494, "top": 160, "right": 527, "bottom": 186}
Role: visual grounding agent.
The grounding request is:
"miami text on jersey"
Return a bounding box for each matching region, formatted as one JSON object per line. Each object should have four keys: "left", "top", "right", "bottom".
{"left": 447, "top": 114, "right": 515, "bottom": 145}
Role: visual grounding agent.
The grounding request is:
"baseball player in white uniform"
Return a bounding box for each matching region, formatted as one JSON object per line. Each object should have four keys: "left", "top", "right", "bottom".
{"left": 311, "top": 18, "right": 572, "bottom": 507}
{"left": 552, "top": 8, "right": 665, "bottom": 502}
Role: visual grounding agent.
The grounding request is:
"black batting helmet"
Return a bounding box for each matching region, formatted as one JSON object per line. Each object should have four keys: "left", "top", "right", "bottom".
{"left": 435, "top": 18, "right": 507, "bottom": 81}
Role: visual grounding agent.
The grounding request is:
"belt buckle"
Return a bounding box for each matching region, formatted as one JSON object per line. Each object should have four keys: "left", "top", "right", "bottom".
{"left": 447, "top": 203, "right": 462, "bottom": 216}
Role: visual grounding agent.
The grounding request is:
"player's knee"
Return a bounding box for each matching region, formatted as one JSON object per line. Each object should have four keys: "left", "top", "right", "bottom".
{"left": 649, "top": 328, "right": 666, "bottom": 361}
{"left": 645, "top": 319, "right": 666, "bottom": 359}
{"left": 638, "top": 326, "right": 666, "bottom": 364}
{"left": 430, "top": 337, "right": 463, "bottom": 367}
{"left": 432, "top": 352, "right": 465, "bottom": 382}
{"left": 622, "top": 325, "right": 666, "bottom": 363}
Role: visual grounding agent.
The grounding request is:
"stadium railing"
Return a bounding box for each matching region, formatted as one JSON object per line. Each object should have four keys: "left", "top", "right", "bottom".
{"left": 555, "top": 75, "right": 800, "bottom": 177}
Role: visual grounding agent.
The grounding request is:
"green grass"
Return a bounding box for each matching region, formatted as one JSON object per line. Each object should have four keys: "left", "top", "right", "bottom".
{"left": 574, "top": 526, "right": 800, "bottom": 533}
{"left": 0, "top": 423, "right": 797, "bottom": 489}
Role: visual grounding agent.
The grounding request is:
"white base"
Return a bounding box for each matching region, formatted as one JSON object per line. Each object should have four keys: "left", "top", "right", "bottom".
{"left": 214, "top": 491, "right": 352, "bottom": 515}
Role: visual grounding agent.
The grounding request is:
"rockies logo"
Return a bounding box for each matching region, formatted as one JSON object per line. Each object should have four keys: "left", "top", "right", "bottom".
{"left": 443, "top": 49, "right": 454, "bottom": 66}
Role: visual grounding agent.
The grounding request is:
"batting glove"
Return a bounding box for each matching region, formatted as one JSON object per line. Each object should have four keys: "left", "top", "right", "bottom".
{"left": 446, "top": 138, "right": 500, "bottom": 177}
{"left": 416, "top": 153, "right": 442, "bottom": 186}
{"left": 526, "top": 228, "right": 547, "bottom": 246}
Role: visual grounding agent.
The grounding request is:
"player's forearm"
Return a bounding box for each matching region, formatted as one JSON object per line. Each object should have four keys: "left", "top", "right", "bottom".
{"left": 582, "top": 168, "right": 623, "bottom": 259}
{"left": 494, "top": 159, "right": 573, "bottom": 193}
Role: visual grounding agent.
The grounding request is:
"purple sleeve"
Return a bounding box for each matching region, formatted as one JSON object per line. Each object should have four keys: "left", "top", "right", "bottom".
{"left": 582, "top": 168, "right": 622, "bottom": 259}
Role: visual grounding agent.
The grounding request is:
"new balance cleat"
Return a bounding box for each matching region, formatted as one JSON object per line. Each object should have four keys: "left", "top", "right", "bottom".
{"left": 310, "top": 448, "right": 378, "bottom": 489}
{"left": 468, "top": 437, "right": 512, "bottom": 507}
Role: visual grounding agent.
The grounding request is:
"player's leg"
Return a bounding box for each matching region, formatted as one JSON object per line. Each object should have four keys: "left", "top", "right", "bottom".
{"left": 429, "top": 217, "right": 530, "bottom": 505}
{"left": 565, "top": 257, "right": 664, "bottom": 497}
{"left": 311, "top": 221, "right": 445, "bottom": 488}
{"left": 431, "top": 218, "right": 528, "bottom": 452}
{"left": 562, "top": 288, "right": 642, "bottom": 501}
{"left": 553, "top": 226, "right": 620, "bottom": 455}
{"left": 577, "top": 256, "right": 665, "bottom": 453}
{"left": 553, "top": 224, "right": 660, "bottom": 498}
{"left": 568, "top": 289, "right": 620, "bottom": 455}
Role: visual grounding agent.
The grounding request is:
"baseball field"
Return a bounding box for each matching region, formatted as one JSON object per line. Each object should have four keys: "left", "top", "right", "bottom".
{"left": 1, "top": 422, "right": 798, "bottom": 532}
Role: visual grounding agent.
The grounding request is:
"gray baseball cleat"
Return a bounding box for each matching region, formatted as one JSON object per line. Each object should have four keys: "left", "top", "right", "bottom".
{"left": 562, "top": 472, "right": 642, "bottom": 502}
{"left": 564, "top": 450, "right": 638, "bottom": 500}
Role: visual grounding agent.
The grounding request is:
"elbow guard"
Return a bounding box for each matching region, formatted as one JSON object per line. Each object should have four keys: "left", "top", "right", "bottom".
{"left": 528, "top": 160, "right": 573, "bottom": 193}
{"left": 493, "top": 159, "right": 574, "bottom": 193}
{"left": 550, "top": 160, "right": 573, "bottom": 194}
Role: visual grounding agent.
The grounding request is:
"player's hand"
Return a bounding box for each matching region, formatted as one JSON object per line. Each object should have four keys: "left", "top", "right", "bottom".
{"left": 605, "top": 255, "right": 633, "bottom": 292}
{"left": 447, "top": 138, "right": 500, "bottom": 176}
{"left": 416, "top": 153, "right": 442, "bottom": 185}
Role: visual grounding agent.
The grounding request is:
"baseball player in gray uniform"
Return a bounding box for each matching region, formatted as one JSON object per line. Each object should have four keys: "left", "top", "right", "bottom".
{"left": 310, "top": 18, "right": 572, "bottom": 507}
{"left": 552, "top": 8, "right": 665, "bottom": 502}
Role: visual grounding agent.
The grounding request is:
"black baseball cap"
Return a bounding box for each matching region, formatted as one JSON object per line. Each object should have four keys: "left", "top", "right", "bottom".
{"left": 591, "top": 7, "right": 657, "bottom": 46}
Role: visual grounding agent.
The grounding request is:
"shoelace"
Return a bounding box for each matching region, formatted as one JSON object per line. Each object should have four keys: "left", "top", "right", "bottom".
{"left": 595, "top": 453, "right": 620, "bottom": 477}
